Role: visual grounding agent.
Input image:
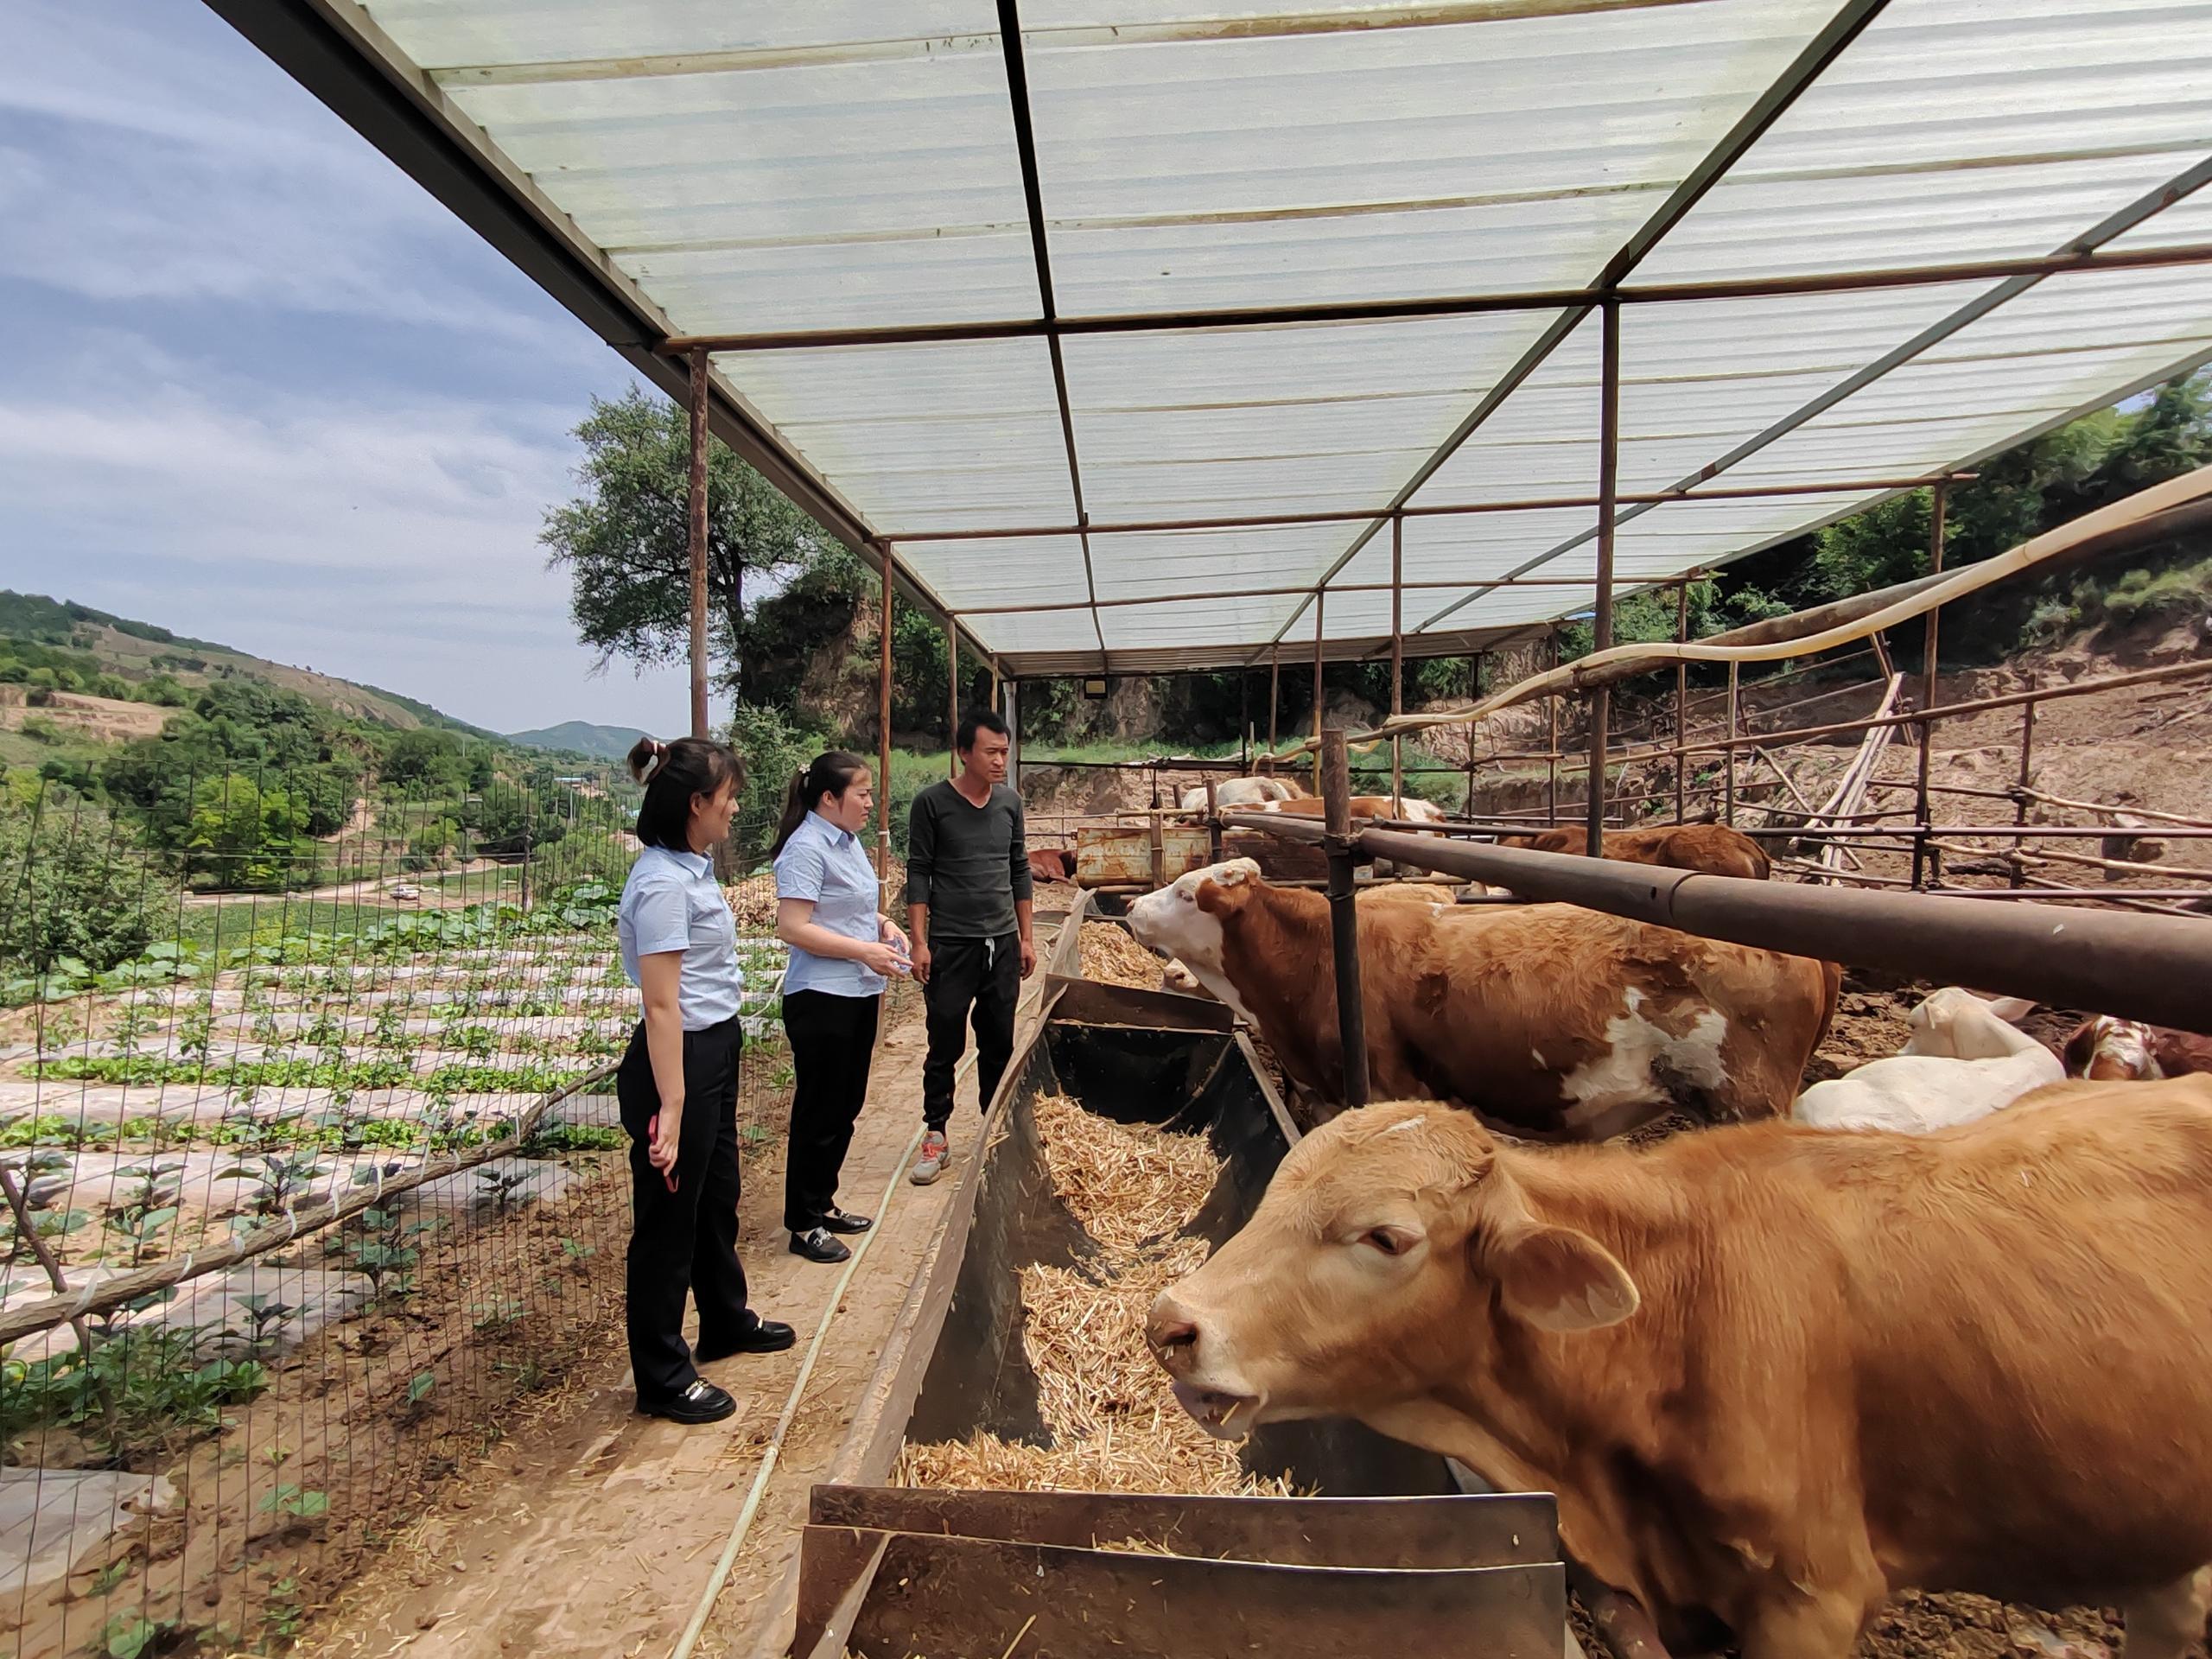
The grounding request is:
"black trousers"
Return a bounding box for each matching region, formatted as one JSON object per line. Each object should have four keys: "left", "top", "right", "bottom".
{"left": 781, "top": 988, "right": 881, "bottom": 1231}
{"left": 921, "top": 933, "right": 1020, "bottom": 1133}
{"left": 617, "top": 1014, "right": 759, "bottom": 1406}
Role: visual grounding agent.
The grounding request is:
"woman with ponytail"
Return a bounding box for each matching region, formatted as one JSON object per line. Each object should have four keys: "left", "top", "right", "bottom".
{"left": 771, "top": 751, "right": 911, "bottom": 1263}
{"left": 613, "top": 734, "right": 793, "bottom": 1426}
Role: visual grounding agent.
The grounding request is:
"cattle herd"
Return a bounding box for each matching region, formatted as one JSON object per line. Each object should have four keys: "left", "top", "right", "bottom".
{"left": 1104, "top": 802, "right": 2212, "bottom": 1659}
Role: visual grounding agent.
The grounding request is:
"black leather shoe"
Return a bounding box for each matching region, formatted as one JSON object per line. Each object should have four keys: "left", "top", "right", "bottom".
{"left": 694, "top": 1320, "right": 798, "bottom": 1362}
{"left": 789, "top": 1226, "right": 852, "bottom": 1264}
{"left": 819, "top": 1208, "right": 874, "bottom": 1236}
{"left": 639, "top": 1378, "right": 736, "bottom": 1424}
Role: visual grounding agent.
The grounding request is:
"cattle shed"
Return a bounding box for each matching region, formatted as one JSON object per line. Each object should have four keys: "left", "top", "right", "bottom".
{"left": 168, "top": 4, "right": 2212, "bottom": 1657}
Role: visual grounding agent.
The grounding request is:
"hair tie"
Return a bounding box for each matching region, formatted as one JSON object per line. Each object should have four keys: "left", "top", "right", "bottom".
{"left": 639, "top": 739, "right": 667, "bottom": 783}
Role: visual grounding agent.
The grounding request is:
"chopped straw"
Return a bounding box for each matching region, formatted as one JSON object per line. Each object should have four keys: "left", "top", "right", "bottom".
{"left": 1079, "top": 922, "right": 1167, "bottom": 989}
{"left": 899, "top": 1093, "right": 1291, "bottom": 1499}
{"left": 1031, "top": 1092, "right": 1221, "bottom": 1254}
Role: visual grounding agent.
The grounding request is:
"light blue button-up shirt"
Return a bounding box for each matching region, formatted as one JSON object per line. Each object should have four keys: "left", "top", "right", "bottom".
{"left": 774, "top": 810, "right": 886, "bottom": 998}
{"left": 618, "top": 844, "right": 745, "bottom": 1031}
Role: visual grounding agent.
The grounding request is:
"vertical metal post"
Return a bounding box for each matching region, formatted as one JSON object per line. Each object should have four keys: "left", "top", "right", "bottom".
{"left": 1267, "top": 647, "right": 1281, "bottom": 761}
{"left": 1005, "top": 677, "right": 1021, "bottom": 791}
{"left": 946, "top": 620, "right": 960, "bottom": 779}
{"left": 1312, "top": 590, "right": 1326, "bottom": 794}
{"left": 1723, "top": 660, "right": 1740, "bottom": 828}
{"left": 1205, "top": 778, "right": 1222, "bottom": 864}
{"left": 1389, "top": 512, "right": 1405, "bottom": 805}
{"left": 1238, "top": 670, "right": 1250, "bottom": 772}
{"left": 1673, "top": 578, "right": 1690, "bottom": 824}
{"left": 1545, "top": 632, "right": 1560, "bottom": 829}
{"left": 1911, "top": 483, "right": 1948, "bottom": 890}
{"left": 876, "top": 545, "right": 894, "bottom": 891}
{"left": 1319, "top": 727, "right": 1370, "bottom": 1109}
{"left": 1585, "top": 297, "right": 1622, "bottom": 857}
{"left": 2009, "top": 686, "right": 2037, "bottom": 890}
{"left": 686, "top": 346, "right": 712, "bottom": 740}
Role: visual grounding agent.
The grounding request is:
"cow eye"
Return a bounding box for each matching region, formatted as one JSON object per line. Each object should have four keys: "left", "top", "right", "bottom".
{"left": 1179, "top": 890, "right": 1193, "bottom": 903}
{"left": 1363, "top": 1228, "right": 1408, "bottom": 1256}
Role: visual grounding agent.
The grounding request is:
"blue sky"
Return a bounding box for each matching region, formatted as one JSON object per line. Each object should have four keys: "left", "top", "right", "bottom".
{"left": 0, "top": 1, "right": 701, "bottom": 735}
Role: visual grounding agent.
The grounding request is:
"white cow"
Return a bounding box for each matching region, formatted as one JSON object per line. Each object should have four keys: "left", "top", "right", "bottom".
{"left": 1793, "top": 988, "right": 2060, "bottom": 1134}
{"left": 1177, "top": 777, "right": 1306, "bottom": 811}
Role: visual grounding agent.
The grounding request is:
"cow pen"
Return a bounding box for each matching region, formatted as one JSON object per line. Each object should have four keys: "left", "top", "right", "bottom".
{"left": 23, "top": 3, "right": 2212, "bottom": 1656}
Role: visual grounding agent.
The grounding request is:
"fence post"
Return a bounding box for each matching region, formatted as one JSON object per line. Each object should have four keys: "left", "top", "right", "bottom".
{"left": 1319, "top": 728, "right": 1370, "bottom": 1109}
{"left": 1674, "top": 578, "right": 1691, "bottom": 824}
{"left": 2009, "top": 685, "right": 2037, "bottom": 889}
{"left": 1585, "top": 297, "right": 1621, "bottom": 858}
{"left": 876, "top": 543, "right": 894, "bottom": 895}
{"left": 1723, "top": 661, "right": 1740, "bottom": 828}
{"left": 686, "top": 346, "right": 711, "bottom": 741}
{"left": 1912, "top": 483, "right": 1948, "bottom": 890}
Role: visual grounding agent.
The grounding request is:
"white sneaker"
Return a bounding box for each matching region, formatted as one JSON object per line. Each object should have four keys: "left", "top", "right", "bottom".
{"left": 909, "top": 1130, "right": 952, "bottom": 1185}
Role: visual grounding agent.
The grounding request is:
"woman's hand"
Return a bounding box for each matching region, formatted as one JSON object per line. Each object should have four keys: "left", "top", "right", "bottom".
{"left": 649, "top": 1101, "right": 683, "bottom": 1182}
{"left": 859, "top": 939, "right": 910, "bottom": 978}
{"left": 878, "top": 913, "right": 912, "bottom": 954}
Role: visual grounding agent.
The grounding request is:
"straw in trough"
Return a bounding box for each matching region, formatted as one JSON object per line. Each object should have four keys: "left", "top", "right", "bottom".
{"left": 898, "top": 1092, "right": 1291, "bottom": 1497}
{"left": 1031, "top": 1092, "right": 1220, "bottom": 1253}
{"left": 1080, "top": 921, "right": 1166, "bottom": 989}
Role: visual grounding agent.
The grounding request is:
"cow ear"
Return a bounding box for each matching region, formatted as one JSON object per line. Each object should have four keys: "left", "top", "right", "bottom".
{"left": 1217, "top": 858, "right": 1261, "bottom": 886}
{"left": 1980, "top": 995, "right": 2035, "bottom": 1023}
{"left": 1491, "top": 1225, "right": 1639, "bottom": 1333}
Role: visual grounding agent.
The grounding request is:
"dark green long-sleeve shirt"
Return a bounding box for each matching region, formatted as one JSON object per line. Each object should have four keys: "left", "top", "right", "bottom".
{"left": 906, "top": 780, "right": 1033, "bottom": 940}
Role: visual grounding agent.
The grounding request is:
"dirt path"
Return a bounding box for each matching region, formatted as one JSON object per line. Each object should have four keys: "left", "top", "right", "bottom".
{"left": 302, "top": 951, "right": 1062, "bottom": 1659}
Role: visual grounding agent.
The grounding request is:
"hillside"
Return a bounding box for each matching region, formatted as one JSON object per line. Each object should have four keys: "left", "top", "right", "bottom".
{"left": 0, "top": 590, "right": 495, "bottom": 736}
{"left": 506, "top": 720, "right": 642, "bottom": 760}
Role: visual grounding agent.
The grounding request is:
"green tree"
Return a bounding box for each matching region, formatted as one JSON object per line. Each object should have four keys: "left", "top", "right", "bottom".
{"left": 382, "top": 728, "right": 462, "bottom": 787}
{"left": 540, "top": 387, "right": 843, "bottom": 702}
{"left": 0, "top": 798, "right": 177, "bottom": 976}
{"left": 185, "top": 773, "right": 309, "bottom": 891}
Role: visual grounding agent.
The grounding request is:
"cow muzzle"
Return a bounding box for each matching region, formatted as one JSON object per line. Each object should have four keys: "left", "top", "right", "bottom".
{"left": 1148, "top": 1294, "right": 1262, "bottom": 1440}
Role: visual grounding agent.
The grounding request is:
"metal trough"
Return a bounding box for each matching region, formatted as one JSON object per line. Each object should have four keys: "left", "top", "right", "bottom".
{"left": 799, "top": 970, "right": 1566, "bottom": 1658}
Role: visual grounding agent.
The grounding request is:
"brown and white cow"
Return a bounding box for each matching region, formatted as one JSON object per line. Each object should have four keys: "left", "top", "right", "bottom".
{"left": 1148, "top": 1081, "right": 2212, "bottom": 1659}
{"left": 2062, "top": 1015, "right": 2212, "bottom": 1082}
{"left": 1249, "top": 793, "right": 1449, "bottom": 824}
{"left": 1178, "top": 776, "right": 1308, "bottom": 811}
{"left": 1494, "top": 823, "right": 1771, "bottom": 880}
{"left": 1027, "top": 847, "right": 1077, "bottom": 884}
{"left": 1125, "top": 859, "right": 1836, "bottom": 1135}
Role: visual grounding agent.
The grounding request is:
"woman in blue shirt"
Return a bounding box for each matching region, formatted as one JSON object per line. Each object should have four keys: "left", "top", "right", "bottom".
{"left": 616, "top": 734, "right": 794, "bottom": 1426}
{"left": 771, "top": 751, "right": 911, "bottom": 1264}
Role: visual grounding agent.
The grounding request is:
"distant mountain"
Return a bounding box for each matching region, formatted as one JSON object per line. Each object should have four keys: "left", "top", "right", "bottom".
{"left": 0, "top": 591, "right": 497, "bottom": 736}
{"left": 505, "top": 720, "right": 643, "bottom": 761}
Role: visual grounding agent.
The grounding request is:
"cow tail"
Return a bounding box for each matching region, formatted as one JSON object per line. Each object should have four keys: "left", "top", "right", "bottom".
{"left": 1813, "top": 958, "right": 1844, "bottom": 1049}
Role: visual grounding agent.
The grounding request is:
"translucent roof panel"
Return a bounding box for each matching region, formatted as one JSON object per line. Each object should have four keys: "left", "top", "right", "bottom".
{"left": 1061, "top": 312, "right": 1561, "bottom": 522}
{"left": 255, "top": 2, "right": 2212, "bottom": 677}
{"left": 1638, "top": 0, "right": 2212, "bottom": 283}
{"left": 1020, "top": 0, "right": 1841, "bottom": 312}
{"left": 1087, "top": 524, "right": 1351, "bottom": 603}
{"left": 899, "top": 537, "right": 1095, "bottom": 615}
{"left": 1412, "top": 314, "right": 1603, "bottom": 507}
{"left": 712, "top": 340, "right": 1073, "bottom": 533}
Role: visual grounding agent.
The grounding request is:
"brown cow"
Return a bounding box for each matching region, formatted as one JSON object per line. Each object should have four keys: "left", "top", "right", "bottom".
{"left": 1148, "top": 1081, "right": 2212, "bottom": 1659}
{"left": 1125, "top": 859, "right": 1835, "bottom": 1135}
{"left": 1027, "top": 847, "right": 1077, "bottom": 884}
{"left": 1495, "top": 823, "right": 1771, "bottom": 880}
{"left": 2062, "top": 1014, "right": 2212, "bottom": 1082}
{"left": 1251, "top": 794, "right": 1448, "bottom": 824}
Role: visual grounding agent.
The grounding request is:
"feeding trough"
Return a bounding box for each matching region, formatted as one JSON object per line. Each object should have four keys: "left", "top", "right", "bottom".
{"left": 795, "top": 946, "right": 1567, "bottom": 1659}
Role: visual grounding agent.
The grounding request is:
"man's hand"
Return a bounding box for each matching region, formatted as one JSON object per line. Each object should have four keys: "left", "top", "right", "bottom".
{"left": 911, "top": 942, "right": 932, "bottom": 985}
{"left": 1019, "top": 936, "right": 1038, "bottom": 980}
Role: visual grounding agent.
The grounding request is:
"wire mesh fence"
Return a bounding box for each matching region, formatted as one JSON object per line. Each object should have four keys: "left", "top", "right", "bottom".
{"left": 0, "top": 766, "right": 795, "bottom": 1656}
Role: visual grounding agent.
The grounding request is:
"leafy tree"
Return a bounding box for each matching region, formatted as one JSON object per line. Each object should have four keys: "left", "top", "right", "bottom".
{"left": 0, "top": 798, "right": 176, "bottom": 975}
{"left": 382, "top": 728, "right": 462, "bottom": 787}
{"left": 540, "top": 387, "right": 843, "bottom": 702}
{"left": 185, "top": 773, "right": 310, "bottom": 891}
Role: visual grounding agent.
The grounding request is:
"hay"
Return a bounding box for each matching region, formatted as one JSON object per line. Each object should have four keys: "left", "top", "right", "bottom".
{"left": 1031, "top": 1094, "right": 1220, "bottom": 1254}
{"left": 898, "top": 1093, "right": 1291, "bottom": 1498}
{"left": 1080, "top": 922, "right": 1165, "bottom": 989}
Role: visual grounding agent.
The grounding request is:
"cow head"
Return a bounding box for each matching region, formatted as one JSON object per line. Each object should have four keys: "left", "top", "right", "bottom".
{"left": 2063, "top": 1015, "right": 2159, "bottom": 1081}
{"left": 1147, "top": 1100, "right": 1637, "bottom": 1439}
{"left": 1125, "top": 858, "right": 1262, "bottom": 982}
{"left": 1902, "top": 988, "right": 2038, "bottom": 1062}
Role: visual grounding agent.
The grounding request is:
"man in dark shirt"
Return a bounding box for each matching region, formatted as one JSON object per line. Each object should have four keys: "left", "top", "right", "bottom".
{"left": 905, "top": 710, "right": 1035, "bottom": 1184}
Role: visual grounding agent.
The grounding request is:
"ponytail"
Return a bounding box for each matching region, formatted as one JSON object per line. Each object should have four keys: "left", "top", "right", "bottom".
{"left": 769, "top": 749, "right": 871, "bottom": 860}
